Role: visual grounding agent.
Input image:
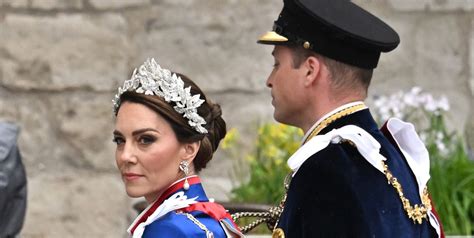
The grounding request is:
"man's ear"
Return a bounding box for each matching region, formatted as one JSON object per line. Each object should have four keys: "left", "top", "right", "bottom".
{"left": 182, "top": 141, "right": 200, "bottom": 162}
{"left": 303, "top": 56, "right": 321, "bottom": 87}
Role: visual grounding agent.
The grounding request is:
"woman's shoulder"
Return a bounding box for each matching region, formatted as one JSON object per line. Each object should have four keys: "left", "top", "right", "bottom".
{"left": 143, "top": 210, "right": 227, "bottom": 238}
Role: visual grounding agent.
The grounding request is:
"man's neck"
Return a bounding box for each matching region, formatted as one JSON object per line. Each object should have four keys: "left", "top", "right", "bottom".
{"left": 300, "top": 100, "right": 367, "bottom": 143}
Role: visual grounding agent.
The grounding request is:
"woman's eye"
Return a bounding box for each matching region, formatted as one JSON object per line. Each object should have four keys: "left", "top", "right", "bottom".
{"left": 273, "top": 62, "right": 280, "bottom": 67}
{"left": 112, "top": 137, "right": 125, "bottom": 145}
{"left": 138, "top": 135, "right": 156, "bottom": 145}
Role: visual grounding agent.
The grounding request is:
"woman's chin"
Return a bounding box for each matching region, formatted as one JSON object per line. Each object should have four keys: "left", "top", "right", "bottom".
{"left": 125, "top": 187, "right": 145, "bottom": 198}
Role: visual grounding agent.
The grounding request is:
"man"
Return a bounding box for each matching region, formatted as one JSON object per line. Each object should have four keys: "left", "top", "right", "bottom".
{"left": 257, "top": 0, "right": 443, "bottom": 237}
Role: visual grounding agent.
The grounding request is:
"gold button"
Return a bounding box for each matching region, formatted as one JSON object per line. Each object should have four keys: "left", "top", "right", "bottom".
{"left": 303, "top": 41, "right": 311, "bottom": 49}
{"left": 272, "top": 228, "right": 285, "bottom": 238}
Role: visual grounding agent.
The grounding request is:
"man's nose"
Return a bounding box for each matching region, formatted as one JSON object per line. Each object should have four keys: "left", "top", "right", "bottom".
{"left": 266, "top": 75, "right": 273, "bottom": 88}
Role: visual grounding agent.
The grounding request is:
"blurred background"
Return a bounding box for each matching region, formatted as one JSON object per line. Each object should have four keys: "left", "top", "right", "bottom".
{"left": 0, "top": 0, "right": 473, "bottom": 237}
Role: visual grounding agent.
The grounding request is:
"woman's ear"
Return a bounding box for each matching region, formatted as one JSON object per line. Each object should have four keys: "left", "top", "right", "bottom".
{"left": 303, "top": 56, "right": 321, "bottom": 87}
{"left": 181, "top": 141, "right": 200, "bottom": 162}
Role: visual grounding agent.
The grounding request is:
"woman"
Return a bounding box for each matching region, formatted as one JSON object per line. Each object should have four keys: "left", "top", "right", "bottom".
{"left": 112, "top": 58, "right": 243, "bottom": 238}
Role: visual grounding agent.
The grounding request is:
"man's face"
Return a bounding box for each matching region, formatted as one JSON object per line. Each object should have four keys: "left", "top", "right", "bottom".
{"left": 266, "top": 45, "right": 308, "bottom": 126}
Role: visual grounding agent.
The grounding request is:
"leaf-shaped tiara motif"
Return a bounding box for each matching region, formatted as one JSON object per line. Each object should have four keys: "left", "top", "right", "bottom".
{"left": 113, "top": 58, "right": 208, "bottom": 134}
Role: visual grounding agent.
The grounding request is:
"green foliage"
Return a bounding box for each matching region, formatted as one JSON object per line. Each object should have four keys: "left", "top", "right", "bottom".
{"left": 429, "top": 140, "right": 474, "bottom": 235}
{"left": 422, "top": 114, "right": 474, "bottom": 235}
{"left": 229, "top": 123, "right": 302, "bottom": 205}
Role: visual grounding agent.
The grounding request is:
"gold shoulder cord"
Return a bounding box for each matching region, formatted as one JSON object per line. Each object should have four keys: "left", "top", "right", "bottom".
{"left": 382, "top": 163, "right": 432, "bottom": 224}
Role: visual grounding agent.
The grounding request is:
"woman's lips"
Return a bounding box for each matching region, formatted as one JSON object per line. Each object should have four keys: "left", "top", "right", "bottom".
{"left": 123, "top": 173, "right": 143, "bottom": 181}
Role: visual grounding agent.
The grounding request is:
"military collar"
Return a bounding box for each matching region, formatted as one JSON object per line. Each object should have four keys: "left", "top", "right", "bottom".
{"left": 301, "top": 101, "right": 367, "bottom": 144}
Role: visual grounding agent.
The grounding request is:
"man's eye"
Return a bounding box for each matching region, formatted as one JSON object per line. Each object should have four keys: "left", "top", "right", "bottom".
{"left": 112, "top": 137, "right": 125, "bottom": 145}
{"left": 273, "top": 62, "right": 280, "bottom": 67}
{"left": 138, "top": 136, "right": 156, "bottom": 145}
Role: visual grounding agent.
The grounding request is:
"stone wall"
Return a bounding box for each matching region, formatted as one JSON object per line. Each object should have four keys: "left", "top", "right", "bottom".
{"left": 0, "top": 0, "right": 472, "bottom": 237}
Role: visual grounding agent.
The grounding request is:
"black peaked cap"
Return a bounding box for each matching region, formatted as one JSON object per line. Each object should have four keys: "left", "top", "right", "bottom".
{"left": 258, "top": 0, "right": 400, "bottom": 69}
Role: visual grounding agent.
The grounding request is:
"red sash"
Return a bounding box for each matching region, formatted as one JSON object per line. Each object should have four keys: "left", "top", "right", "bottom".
{"left": 181, "top": 202, "right": 240, "bottom": 230}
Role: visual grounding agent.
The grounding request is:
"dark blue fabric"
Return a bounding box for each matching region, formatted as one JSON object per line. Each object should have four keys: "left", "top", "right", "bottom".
{"left": 142, "top": 182, "right": 227, "bottom": 238}
{"left": 276, "top": 109, "right": 436, "bottom": 237}
{"left": 0, "top": 122, "right": 27, "bottom": 237}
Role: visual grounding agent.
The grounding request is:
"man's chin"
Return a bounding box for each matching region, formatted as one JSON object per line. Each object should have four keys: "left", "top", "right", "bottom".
{"left": 273, "top": 111, "right": 286, "bottom": 124}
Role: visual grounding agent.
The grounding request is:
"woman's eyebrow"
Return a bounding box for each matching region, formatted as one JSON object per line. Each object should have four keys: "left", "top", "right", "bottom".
{"left": 131, "top": 128, "right": 160, "bottom": 136}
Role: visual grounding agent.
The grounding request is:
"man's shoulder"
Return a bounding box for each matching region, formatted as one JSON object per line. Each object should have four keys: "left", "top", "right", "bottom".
{"left": 299, "top": 142, "right": 359, "bottom": 172}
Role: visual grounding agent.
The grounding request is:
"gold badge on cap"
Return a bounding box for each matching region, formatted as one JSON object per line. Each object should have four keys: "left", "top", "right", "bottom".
{"left": 272, "top": 228, "right": 285, "bottom": 238}
{"left": 303, "top": 41, "right": 311, "bottom": 49}
{"left": 257, "top": 31, "right": 289, "bottom": 44}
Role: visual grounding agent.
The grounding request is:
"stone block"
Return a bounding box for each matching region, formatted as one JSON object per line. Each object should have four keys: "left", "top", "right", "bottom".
{"left": 0, "top": 93, "right": 75, "bottom": 175}
{"left": 89, "top": 0, "right": 150, "bottom": 10}
{"left": 1, "top": 0, "right": 28, "bottom": 8}
{"left": 130, "top": 0, "right": 281, "bottom": 92}
{"left": 210, "top": 91, "right": 273, "bottom": 141}
{"left": 0, "top": 92, "right": 117, "bottom": 174}
{"left": 49, "top": 93, "right": 118, "bottom": 171}
{"left": 21, "top": 172, "right": 128, "bottom": 238}
{"left": 413, "top": 16, "right": 470, "bottom": 132}
{"left": 0, "top": 13, "right": 130, "bottom": 92}
{"left": 388, "top": 0, "right": 474, "bottom": 12}
{"left": 371, "top": 14, "right": 419, "bottom": 90}
{"left": 31, "top": 0, "right": 83, "bottom": 10}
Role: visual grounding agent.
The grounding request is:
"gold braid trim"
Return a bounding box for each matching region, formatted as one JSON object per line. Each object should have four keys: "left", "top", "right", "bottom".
{"left": 303, "top": 103, "right": 368, "bottom": 144}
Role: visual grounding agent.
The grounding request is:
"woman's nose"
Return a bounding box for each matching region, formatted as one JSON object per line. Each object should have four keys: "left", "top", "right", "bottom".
{"left": 118, "top": 142, "right": 137, "bottom": 164}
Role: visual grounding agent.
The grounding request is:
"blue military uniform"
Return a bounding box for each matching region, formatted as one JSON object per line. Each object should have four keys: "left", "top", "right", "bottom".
{"left": 275, "top": 104, "right": 440, "bottom": 237}
{"left": 128, "top": 176, "right": 243, "bottom": 238}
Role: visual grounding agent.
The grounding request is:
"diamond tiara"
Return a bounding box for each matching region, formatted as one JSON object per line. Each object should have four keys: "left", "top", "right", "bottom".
{"left": 113, "top": 58, "right": 208, "bottom": 134}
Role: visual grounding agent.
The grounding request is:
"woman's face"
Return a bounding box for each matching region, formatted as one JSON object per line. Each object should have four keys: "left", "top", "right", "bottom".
{"left": 113, "top": 101, "right": 189, "bottom": 203}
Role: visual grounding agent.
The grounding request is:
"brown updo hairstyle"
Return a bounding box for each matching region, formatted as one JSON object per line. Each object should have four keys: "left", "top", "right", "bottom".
{"left": 116, "top": 73, "right": 226, "bottom": 172}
